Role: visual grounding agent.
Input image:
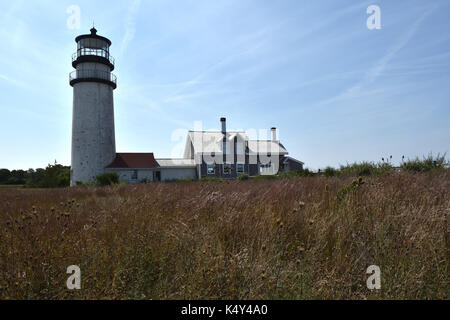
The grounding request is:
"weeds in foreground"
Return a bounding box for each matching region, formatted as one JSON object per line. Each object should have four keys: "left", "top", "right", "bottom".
{"left": 0, "top": 171, "right": 448, "bottom": 299}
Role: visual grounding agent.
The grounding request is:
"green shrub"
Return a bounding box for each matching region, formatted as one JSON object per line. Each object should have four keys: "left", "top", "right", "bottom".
{"left": 339, "top": 161, "right": 393, "bottom": 177}
{"left": 340, "top": 162, "right": 372, "bottom": 176}
{"left": 324, "top": 166, "right": 338, "bottom": 177}
{"left": 25, "top": 164, "right": 70, "bottom": 188}
{"left": 356, "top": 163, "right": 374, "bottom": 176}
{"left": 401, "top": 153, "right": 447, "bottom": 172}
{"left": 238, "top": 173, "right": 250, "bottom": 181}
{"left": 278, "top": 168, "right": 315, "bottom": 178}
{"left": 376, "top": 162, "right": 394, "bottom": 175}
{"left": 298, "top": 168, "right": 315, "bottom": 177}
{"left": 95, "top": 173, "right": 119, "bottom": 186}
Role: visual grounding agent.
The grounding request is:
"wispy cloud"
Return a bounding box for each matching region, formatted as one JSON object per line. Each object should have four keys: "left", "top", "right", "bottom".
{"left": 120, "top": 0, "right": 142, "bottom": 55}
{"left": 159, "top": 23, "right": 282, "bottom": 103}
{"left": 320, "top": 6, "right": 437, "bottom": 106}
{"left": 364, "top": 9, "right": 435, "bottom": 85}
{"left": 163, "top": 92, "right": 208, "bottom": 103}
{"left": 0, "top": 73, "right": 32, "bottom": 91}
{"left": 156, "top": 2, "right": 374, "bottom": 108}
{"left": 294, "top": 1, "right": 373, "bottom": 41}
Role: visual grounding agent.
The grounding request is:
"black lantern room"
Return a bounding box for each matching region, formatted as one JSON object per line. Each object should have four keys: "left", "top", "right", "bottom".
{"left": 73, "top": 27, "right": 114, "bottom": 70}
{"left": 69, "top": 28, "right": 117, "bottom": 89}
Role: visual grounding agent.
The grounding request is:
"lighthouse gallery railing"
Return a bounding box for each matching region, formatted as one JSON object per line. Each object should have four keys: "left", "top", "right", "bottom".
{"left": 72, "top": 48, "right": 115, "bottom": 66}
{"left": 69, "top": 70, "right": 117, "bottom": 85}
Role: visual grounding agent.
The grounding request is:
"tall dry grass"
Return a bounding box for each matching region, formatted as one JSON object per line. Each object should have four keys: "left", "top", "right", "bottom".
{"left": 0, "top": 171, "right": 448, "bottom": 299}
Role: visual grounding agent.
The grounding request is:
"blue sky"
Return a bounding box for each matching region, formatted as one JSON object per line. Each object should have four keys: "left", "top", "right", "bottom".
{"left": 0, "top": 0, "right": 449, "bottom": 170}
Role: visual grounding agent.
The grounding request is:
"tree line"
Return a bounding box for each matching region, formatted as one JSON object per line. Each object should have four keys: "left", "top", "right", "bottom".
{"left": 0, "top": 163, "right": 70, "bottom": 188}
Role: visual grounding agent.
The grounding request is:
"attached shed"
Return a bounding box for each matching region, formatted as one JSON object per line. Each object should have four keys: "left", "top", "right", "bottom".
{"left": 282, "top": 156, "right": 304, "bottom": 172}
{"left": 155, "top": 159, "right": 197, "bottom": 181}
{"left": 105, "top": 154, "right": 197, "bottom": 183}
{"left": 105, "top": 153, "right": 158, "bottom": 183}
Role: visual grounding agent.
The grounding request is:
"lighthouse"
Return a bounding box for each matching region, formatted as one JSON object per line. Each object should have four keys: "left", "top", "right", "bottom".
{"left": 70, "top": 28, "right": 117, "bottom": 186}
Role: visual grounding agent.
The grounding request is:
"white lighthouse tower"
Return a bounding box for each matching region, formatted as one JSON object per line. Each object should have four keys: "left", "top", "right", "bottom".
{"left": 70, "top": 28, "right": 117, "bottom": 186}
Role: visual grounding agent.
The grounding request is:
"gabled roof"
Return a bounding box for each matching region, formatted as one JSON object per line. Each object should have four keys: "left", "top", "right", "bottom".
{"left": 185, "top": 131, "right": 288, "bottom": 155}
{"left": 106, "top": 153, "right": 158, "bottom": 169}
{"left": 186, "top": 131, "right": 248, "bottom": 154}
{"left": 283, "top": 156, "right": 304, "bottom": 165}
{"left": 248, "top": 140, "right": 288, "bottom": 155}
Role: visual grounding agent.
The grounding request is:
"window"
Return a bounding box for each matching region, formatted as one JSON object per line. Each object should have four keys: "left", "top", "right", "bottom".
{"left": 207, "top": 163, "right": 215, "bottom": 175}
{"left": 132, "top": 170, "right": 138, "bottom": 180}
{"left": 259, "top": 162, "right": 272, "bottom": 175}
{"left": 260, "top": 162, "right": 271, "bottom": 168}
{"left": 223, "top": 163, "right": 232, "bottom": 175}
{"left": 237, "top": 163, "right": 245, "bottom": 174}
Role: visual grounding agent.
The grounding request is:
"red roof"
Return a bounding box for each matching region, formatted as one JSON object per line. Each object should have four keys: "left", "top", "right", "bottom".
{"left": 105, "top": 153, "right": 158, "bottom": 169}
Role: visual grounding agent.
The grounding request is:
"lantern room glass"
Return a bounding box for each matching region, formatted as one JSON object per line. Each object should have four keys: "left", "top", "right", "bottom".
{"left": 76, "top": 37, "right": 110, "bottom": 60}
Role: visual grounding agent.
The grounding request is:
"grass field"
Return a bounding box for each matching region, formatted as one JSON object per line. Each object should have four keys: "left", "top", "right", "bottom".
{"left": 0, "top": 171, "right": 448, "bottom": 299}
